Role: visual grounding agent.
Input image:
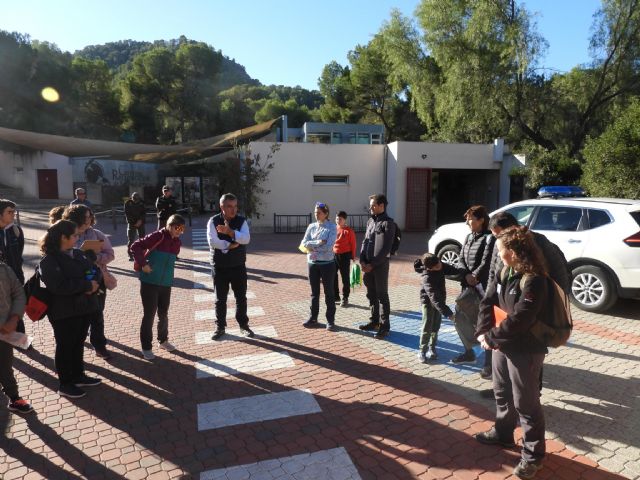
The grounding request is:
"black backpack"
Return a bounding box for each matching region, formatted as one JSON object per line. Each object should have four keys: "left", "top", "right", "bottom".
{"left": 390, "top": 221, "right": 402, "bottom": 255}
{"left": 24, "top": 267, "right": 51, "bottom": 321}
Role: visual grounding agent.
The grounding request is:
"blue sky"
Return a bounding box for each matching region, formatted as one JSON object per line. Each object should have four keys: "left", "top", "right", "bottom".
{"left": 2, "top": 0, "right": 602, "bottom": 90}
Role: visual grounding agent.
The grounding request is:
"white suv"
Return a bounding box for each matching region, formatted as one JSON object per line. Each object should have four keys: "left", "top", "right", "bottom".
{"left": 427, "top": 197, "right": 640, "bottom": 312}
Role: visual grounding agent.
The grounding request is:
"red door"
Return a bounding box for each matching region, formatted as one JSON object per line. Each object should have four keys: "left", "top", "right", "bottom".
{"left": 37, "top": 169, "right": 59, "bottom": 199}
{"left": 405, "top": 168, "right": 431, "bottom": 231}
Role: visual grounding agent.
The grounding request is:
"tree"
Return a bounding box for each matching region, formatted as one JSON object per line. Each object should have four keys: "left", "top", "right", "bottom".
{"left": 581, "top": 98, "right": 640, "bottom": 199}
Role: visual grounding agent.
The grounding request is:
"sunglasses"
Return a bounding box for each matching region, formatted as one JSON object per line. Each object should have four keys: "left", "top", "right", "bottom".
{"left": 315, "top": 202, "right": 327, "bottom": 208}
{"left": 170, "top": 225, "right": 185, "bottom": 233}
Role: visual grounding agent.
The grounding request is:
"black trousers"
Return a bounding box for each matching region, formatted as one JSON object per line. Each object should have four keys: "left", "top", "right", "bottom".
{"left": 308, "top": 261, "right": 336, "bottom": 323}
{"left": 363, "top": 260, "right": 390, "bottom": 328}
{"left": 493, "top": 349, "right": 546, "bottom": 463}
{"left": 127, "top": 223, "right": 146, "bottom": 256}
{"left": 0, "top": 339, "right": 18, "bottom": 399}
{"left": 89, "top": 291, "right": 108, "bottom": 349}
{"left": 213, "top": 265, "right": 248, "bottom": 329}
{"left": 49, "top": 314, "right": 92, "bottom": 386}
{"left": 140, "top": 282, "right": 171, "bottom": 350}
{"left": 333, "top": 252, "right": 351, "bottom": 300}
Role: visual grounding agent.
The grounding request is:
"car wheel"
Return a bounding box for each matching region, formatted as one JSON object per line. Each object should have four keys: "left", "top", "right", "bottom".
{"left": 570, "top": 265, "right": 618, "bottom": 312}
{"left": 437, "top": 244, "right": 461, "bottom": 265}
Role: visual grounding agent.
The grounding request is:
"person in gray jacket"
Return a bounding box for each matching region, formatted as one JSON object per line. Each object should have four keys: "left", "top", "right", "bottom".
{"left": 0, "top": 261, "right": 33, "bottom": 413}
{"left": 358, "top": 194, "right": 396, "bottom": 339}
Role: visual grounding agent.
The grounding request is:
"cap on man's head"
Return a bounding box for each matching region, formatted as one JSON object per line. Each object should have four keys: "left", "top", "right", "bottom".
{"left": 162, "top": 185, "right": 171, "bottom": 192}
{"left": 132, "top": 192, "right": 141, "bottom": 200}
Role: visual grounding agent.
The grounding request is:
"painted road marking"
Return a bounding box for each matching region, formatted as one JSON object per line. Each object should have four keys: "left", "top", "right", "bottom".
{"left": 197, "top": 389, "right": 321, "bottom": 431}
{"left": 196, "top": 352, "right": 295, "bottom": 379}
{"left": 194, "top": 292, "right": 256, "bottom": 302}
{"left": 195, "top": 307, "right": 265, "bottom": 321}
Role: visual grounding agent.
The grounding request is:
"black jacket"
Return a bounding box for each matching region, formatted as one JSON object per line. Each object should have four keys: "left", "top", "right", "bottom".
{"left": 488, "top": 231, "right": 571, "bottom": 293}
{"left": 477, "top": 268, "right": 548, "bottom": 354}
{"left": 359, "top": 212, "right": 396, "bottom": 268}
{"left": 155, "top": 195, "right": 177, "bottom": 221}
{"left": 0, "top": 224, "right": 24, "bottom": 283}
{"left": 454, "top": 230, "right": 495, "bottom": 289}
{"left": 415, "top": 261, "right": 456, "bottom": 317}
{"left": 124, "top": 199, "right": 146, "bottom": 225}
{"left": 39, "top": 249, "right": 101, "bottom": 321}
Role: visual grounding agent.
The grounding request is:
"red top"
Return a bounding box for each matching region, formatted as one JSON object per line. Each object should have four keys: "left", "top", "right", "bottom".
{"left": 333, "top": 225, "right": 357, "bottom": 259}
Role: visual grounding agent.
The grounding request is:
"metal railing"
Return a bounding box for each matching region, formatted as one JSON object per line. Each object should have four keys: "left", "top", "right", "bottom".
{"left": 273, "top": 213, "right": 370, "bottom": 233}
{"left": 93, "top": 205, "right": 192, "bottom": 231}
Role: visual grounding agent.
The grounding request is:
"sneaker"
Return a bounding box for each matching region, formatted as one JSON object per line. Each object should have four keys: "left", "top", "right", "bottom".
{"left": 359, "top": 321, "right": 380, "bottom": 331}
{"left": 474, "top": 427, "right": 516, "bottom": 448}
{"left": 95, "top": 346, "right": 112, "bottom": 359}
{"left": 8, "top": 398, "right": 34, "bottom": 413}
{"left": 239, "top": 326, "right": 255, "bottom": 338}
{"left": 480, "top": 365, "right": 493, "bottom": 379}
{"left": 302, "top": 319, "right": 319, "bottom": 328}
{"left": 159, "top": 340, "right": 176, "bottom": 352}
{"left": 451, "top": 350, "right": 476, "bottom": 364}
{"left": 141, "top": 349, "right": 155, "bottom": 360}
{"left": 58, "top": 384, "right": 86, "bottom": 399}
{"left": 340, "top": 299, "right": 349, "bottom": 308}
{"left": 425, "top": 348, "right": 438, "bottom": 361}
{"left": 128, "top": 256, "right": 134, "bottom": 262}
{"left": 334, "top": 297, "right": 341, "bottom": 304}
{"left": 326, "top": 323, "right": 337, "bottom": 332}
{"left": 417, "top": 350, "right": 427, "bottom": 363}
{"left": 211, "top": 329, "right": 226, "bottom": 340}
{"left": 74, "top": 376, "right": 102, "bottom": 387}
{"left": 513, "top": 458, "right": 543, "bottom": 479}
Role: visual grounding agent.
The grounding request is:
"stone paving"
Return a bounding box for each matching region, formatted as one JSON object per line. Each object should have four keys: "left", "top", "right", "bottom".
{"left": 1, "top": 209, "right": 638, "bottom": 479}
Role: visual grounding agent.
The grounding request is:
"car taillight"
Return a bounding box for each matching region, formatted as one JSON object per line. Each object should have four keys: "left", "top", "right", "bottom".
{"left": 623, "top": 231, "right": 640, "bottom": 247}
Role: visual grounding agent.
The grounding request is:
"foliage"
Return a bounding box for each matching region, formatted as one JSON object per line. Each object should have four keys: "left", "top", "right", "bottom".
{"left": 522, "top": 144, "right": 582, "bottom": 191}
{"left": 582, "top": 99, "right": 640, "bottom": 199}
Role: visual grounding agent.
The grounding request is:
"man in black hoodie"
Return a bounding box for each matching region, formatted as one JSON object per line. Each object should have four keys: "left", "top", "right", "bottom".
{"left": 358, "top": 194, "right": 396, "bottom": 339}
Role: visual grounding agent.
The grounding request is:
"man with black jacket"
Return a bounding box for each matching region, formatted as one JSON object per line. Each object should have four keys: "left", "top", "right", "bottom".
{"left": 125, "top": 192, "right": 146, "bottom": 261}
{"left": 155, "top": 186, "right": 177, "bottom": 230}
{"left": 207, "top": 193, "right": 253, "bottom": 340}
{"left": 358, "top": 194, "right": 396, "bottom": 339}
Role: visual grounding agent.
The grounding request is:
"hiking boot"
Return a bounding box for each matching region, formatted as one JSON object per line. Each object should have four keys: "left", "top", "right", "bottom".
{"left": 425, "top": 348, "right": 438, "bottom": 361}
{"left": 513, "top": 458, "right": 543, "bottom": 479}
{"left": 452, "top": 350, "right": 476, "bottom": 364}
{"left": 359, "top": 321, "right": 380, "bottom": 331}
{"left": 417, "top": 350, "right": 427, "bottom": 363}
{"left": 302, "top": 319, "right": 319, "bottom": 328}
{"left": 239, "top": 326, "right": 255, "bottom": 338}
{"left": 95, "top": 346, "right": 112, "bottom": 359}
{"left": 74, "top": 376, "right": 102, "bottom": 387}
{"left": 340, "top": 299, "right": 349, "bottom": 308}
{"left": 326, "top": 323, "right": 337, "bottom": 332}
{"left": 211, "top": 328, "right": 226, "bottom": 340}
{"left": 58, "top": 384, "right": 86, "bottom": 399}
{"left": 480, "top": 365, "right": 493, "bottom": 380}
{"left": 159, "top": 340, "right": 177, "bottom": 351}
{"left": 474, "top": 427, "right": 516, "bottom": 448}
{"left": 8, "top": 398, "right": 34, "bottom": 413}
{"left": 141, "top": 349, "right": 155, "bottom": 360}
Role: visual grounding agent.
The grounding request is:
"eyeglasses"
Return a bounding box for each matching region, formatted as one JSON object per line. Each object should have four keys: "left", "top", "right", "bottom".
{"left": 315, "top": 202, "right": 327, "bottom": 208}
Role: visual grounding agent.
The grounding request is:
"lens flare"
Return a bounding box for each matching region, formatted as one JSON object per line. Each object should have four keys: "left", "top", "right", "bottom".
{"left": 41, "top": 87, "right": 60, "bottom": 102}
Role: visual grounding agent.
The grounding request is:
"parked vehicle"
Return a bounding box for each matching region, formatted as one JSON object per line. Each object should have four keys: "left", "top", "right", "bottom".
{"left": 428, "top": 193, "right": 640, "bottom": 312}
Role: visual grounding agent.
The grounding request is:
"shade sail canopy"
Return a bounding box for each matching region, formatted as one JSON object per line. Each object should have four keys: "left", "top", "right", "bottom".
{"left": 0, "top": 118, "right": 280, "bottom": 163}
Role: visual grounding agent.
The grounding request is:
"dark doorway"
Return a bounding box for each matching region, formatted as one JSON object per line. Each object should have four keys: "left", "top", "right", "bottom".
{"left": 405, "top": 168, "right": 431, "bottom": 231}
{"left": 37, "top": 169, "right": 59, "bottom": 199}
{"left": 434, "top": 170, "right": 499, "bottom": 226}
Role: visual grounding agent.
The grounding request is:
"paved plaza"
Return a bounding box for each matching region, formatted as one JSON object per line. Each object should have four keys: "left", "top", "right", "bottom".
{"left": 1, "top": 209, "right": 639, "bottom": 479}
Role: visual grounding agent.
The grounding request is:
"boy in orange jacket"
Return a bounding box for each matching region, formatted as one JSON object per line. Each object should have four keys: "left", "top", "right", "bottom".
{"left": 333, "top": 211, "right": 357, "bottom": 307}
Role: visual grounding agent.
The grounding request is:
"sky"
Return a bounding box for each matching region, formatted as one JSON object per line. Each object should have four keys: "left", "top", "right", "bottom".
{"left": 2, "top": 0, "right": 603, "bottom": 91}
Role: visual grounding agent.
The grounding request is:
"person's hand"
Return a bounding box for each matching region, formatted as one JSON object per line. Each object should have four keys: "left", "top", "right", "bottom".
{"left": 216, "top": 221, "right": 234, "bottom": 237}
{"left": 361, "top": 263, "right": 373, "bottom": 273}
{"left": 0, "top": 314, "right": 19, "bottom": 333}
{"left": 142, "top": 265, "right": 152, "bottom": 274}
{"left": 465, "top": 273, "right": 479, "bottom": 286}
{"left": 478, "top": 334, "right": 491, "bottom": 350}
{"left": 87, "top": 280, "right": 99, "bottom": 294}
{"left": 135, "top": 220, "right": 142, "bottom": 227}
{"left": 228, "top": 242, "right": 239, "bottom": 250}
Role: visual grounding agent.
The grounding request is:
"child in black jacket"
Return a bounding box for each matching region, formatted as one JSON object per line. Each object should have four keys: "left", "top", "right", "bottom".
{"left": 414, "top": 253, "right": 456, "bottom": 362}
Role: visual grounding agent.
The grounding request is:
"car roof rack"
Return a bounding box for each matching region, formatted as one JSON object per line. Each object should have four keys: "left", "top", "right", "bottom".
{"left": 537, "top": 186, "right": 586, "bottom": 199}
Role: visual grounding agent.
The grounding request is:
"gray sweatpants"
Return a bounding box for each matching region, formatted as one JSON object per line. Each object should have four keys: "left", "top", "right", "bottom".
{"left": 492, "top": 349, "right": 546, "bottom": 463}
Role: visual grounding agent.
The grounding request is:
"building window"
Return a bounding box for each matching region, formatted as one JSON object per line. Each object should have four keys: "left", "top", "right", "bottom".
{"left": 313, "top": 175, "right": 349, "bottom": 185}
{"left": 331, "top": 132, "right": 341, "bottom": 144}
{"left": 307, "top": 133, "right": 331, "bottom": 144}
{"left": 371, "top": 133, "right": 382, "bottom": 144}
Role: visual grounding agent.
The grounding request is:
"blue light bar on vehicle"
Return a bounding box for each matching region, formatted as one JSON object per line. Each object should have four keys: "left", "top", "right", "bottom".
{"left": 537, "top": 186, "right": 586, "bottom": 198}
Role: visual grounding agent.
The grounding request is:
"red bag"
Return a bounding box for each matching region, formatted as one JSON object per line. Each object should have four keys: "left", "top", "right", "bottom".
{"left": 24, "top": 268, "right": 51, "bottom": 321}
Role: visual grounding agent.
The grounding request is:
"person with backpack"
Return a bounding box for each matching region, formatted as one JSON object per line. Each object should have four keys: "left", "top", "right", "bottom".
{"left": 0, "top": 199, "right": 26, "bottom": 336}
{"left": 358, "top": 194, "right": 396, "bottom": 339}
{"left": 38, "top": 220, "right": 103, "bottom": 399}
{"left": 451, "top": 205, "right": 495, "bottom": 364}
{"left": 474, "top": 225, "right": 548, "bottom": 480}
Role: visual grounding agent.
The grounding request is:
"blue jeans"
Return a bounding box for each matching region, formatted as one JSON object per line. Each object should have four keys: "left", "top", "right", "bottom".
{"left": 308, "top": 261, "right": 336, "bottom": 324}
